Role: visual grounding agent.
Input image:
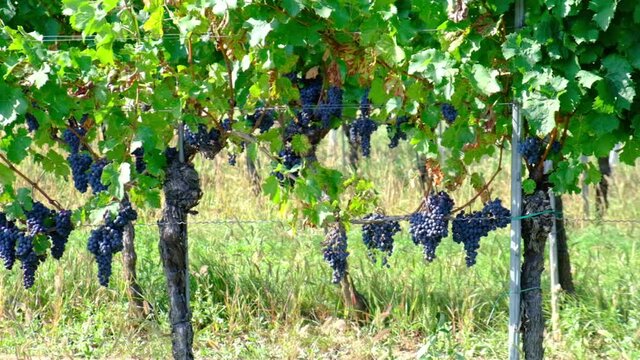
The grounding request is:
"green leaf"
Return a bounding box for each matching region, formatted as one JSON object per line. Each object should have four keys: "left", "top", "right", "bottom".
{"left": 0, "top": 82, "right": 28, "bottom": 125}
{"left": 0, "top": 129, "right": 32, "bottom": 163}
{"left": 522, "top": 179, "right": 537, "bottom": 195}
{"left": 0, "top": 164, "right": 16, "bottom": 185}
{"left": 576, "top": 70, "right": 602, "bottom": 89}
{"left": 282, "top": 0, "right": 304, "bottom": 15}
{"left": 143, "top": 6, "right": 164, "bottom": 38}
{"left": 602, "top": 54, "right": 635, "bottom": 110}
{"left": 588, "top": 0, "right": 618, "bottom": 31}
{"left": 522, "top": 93, "right": 559, "bottom": 135}
{"left": 246, "top": 19, "right": 273, "bottom": 47}
{"left": 470, "top": 64, "right": 501, "bottom": 95}
{"left": 502, "top": 34, "right": 541, "bottom": 68}
{"left": 290, "top": 135, "right": 312, "bottom": 155}
{"left": 27, "top": 64, "right": 51, "bottom": 89}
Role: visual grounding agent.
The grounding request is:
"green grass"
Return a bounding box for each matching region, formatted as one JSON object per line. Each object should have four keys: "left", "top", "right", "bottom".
{"left": 1, "top": 130, "right": 639, "bottom": 358}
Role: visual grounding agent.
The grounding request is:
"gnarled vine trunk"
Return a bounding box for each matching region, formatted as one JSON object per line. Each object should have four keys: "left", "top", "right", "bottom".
{"left": 553, "top": 195, "right": 575, "bottom": 293}
{"left": 158, "top": 154, "right": 202, "bottom": 360}
{"left": 122, "top": 223, "right": 152, "bottom": 318}
{"left": 342, "top": 125, "right": 358, "bottom": 171}
{"left": 521, "top": 191, "right": 554, "bottom": 360}
{"left": 340, "top": 272, "right": 368, "bottom": 322}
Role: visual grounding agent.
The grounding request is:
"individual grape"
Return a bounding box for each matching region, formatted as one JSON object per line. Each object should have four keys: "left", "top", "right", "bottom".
{"left": 519, "top": 137, "right": 542, "bottom": 166}
{"left": 132, "top": 147, "right": 146, "bottom": 173}
{"left": 0, "top": 227, "right": 17, "bottom": 270}
{"left": 246, "top": 109, "right": 276, "bottom": 133}
{"left": 228, "top": 154, "right": 237, "bottom": 166}
{"left": 409, "top": 191, "right": 454, "bottom": 261}
{"left": 62, "top": 126, "right": 87, "bottom": 154}
{"left": 25, "top": 113, "right": 39, "bottom": 132}
{"left": 388, "top": 116, "right": 408, "bottom": 149}
{"left": 349, "top": 117, "right": 377, "bottom": 157}
{"left": 68, "top": 153, "right": 92, "bottom": 193}
{"left": 89, "top": 158, "right": 109, "bottom": 193}
{"left": 361, "top": 214, "right": 401, "bottom": 266}
{"left": 441, "top": 103, "right": 458, "bottom": 124}
{"left": 323, "top": 224, "right": 349, "bottom": 283}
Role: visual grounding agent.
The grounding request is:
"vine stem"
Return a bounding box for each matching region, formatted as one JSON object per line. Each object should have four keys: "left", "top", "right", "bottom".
{"left": 67, "top": 125, "right": 101, "bottom": 161}
{"left": 0, "top": 153, "right": 63, "bottom": 211}
{"left": 452, "top": 140, "right": 505, "bottom": 213}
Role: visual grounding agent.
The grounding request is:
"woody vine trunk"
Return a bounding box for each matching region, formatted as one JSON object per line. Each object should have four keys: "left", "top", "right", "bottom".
{"left": 158, "top": 153, "right": 202, "bottom": 360}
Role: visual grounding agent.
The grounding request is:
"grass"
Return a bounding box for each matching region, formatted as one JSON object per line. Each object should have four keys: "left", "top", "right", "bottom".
{"left": 1, "top": 130, "right": 639, "bottom": 358}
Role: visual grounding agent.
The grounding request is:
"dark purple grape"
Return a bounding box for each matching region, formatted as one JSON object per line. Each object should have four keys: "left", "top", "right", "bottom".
{"left": 25, "top": 113, "right": 39, "bottom": 132}
{"left": 88, "top": 159, "right": 109, "bottom": 193}
{"left": 361, "top": 214, "right": 401, "bottom": 266}
{"left": 441, "top": 103, "right": 458, "bottom": 124}
{"left": 409, "top": 191, "right": 454, "bottom": 261}
{"left": 68, "top": 153, "right": 92, "bottom": 193}
{"left": 519, "top": 137, "right": 542, "bottom": 166}
{"left": 323, "top": 224, "right": 349, "bottom": 283}
{"left": 132, "top": 148, "right": 146, "bottom": 173}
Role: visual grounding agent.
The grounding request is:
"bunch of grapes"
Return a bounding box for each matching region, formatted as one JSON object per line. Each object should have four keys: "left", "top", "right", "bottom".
{"left": 88, "top": 159, "right": 109, "bottom": 193}
{"left": 15, "top": 234, "right": 42, "bottom": 289}
{"left": 52, "top": 210, "right": 73, "bottom": 259}
{"left": 68, "top": 153, "right": 92, "bottom": 192}
{"left": 222, "top": 118, "right": 232, "bottom": 132}
{"left": 184, "top": 123, "right": 223, "bottom": 156}
{"left": 441, "top": 103, "right": 458, "bottom": 124}
{"left": 132, "top": 147, "right": 146, "bottom": 173}
{"left": 323, "top": 224, "right": 349, "bottom": 283}
{"left": 387, "top": 116, "right": 408, "bottom": 148}
{"left": 316, "top": 85, "right": 343, "bottom": 128}
{"left": 62, "top": 126, "right": 87, "bottom": 154}
{"left": 519, "top": 137, "right": 542, "bottom": 166}
{"left": 0, "top": 225, "right": 17, "bottom": 270}
{"left": 246, "top": 108, "right": 276, "bottom": 133}
{"left": 273, "top": 146, "right": 302, "bottom": 184}
{"left": 361, "top": 214, "right": 401, "bottom": 266}
{"left": 349, "top": 90, "right": 378, "bottom": 157}
{"left": 87, "top": 202, "right": 137, "bottom": 286}
{"left": 409, "top": 191, "right": 454, "bottom": 261}
{"left": 452, "top": 198, "right": 511, "bottom": 266}
{"left": 299, "top": 77, "right": 322, "bottom": 112}
{"left": 25, "top": 113, "right": 39, "bottom": 132}
{"left": 25, "top": 202, "right": 54, "bottom": 236}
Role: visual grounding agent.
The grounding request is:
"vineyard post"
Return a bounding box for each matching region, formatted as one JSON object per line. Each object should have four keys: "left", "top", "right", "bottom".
{"left": 548, "top": 190, "right": 560, "bottom": 340}
{"left": 508, "top": 1, "right": 525, "bottom": 359}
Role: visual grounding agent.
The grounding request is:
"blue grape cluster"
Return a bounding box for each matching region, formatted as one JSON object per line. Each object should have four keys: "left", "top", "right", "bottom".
{"left": 316, "top": 85, "right": 343, "bottom": 128}
{"left": 87, "top": 201, "right": 138, "bottom": 286}
{"left": 0, "top": 215, "right": 17, "bottom": 270}
{"left": 441, "top": 103, "right": 458, "bottom": 124}
{"left": 387, "top": 116, "right": 408, "bottom": 148}
{"left": 452, "top": 198, "right": 511, "bottom": 266}
{"left": 299, "top": 77, "right": 323, "bottom": 112}
{"left": 409, "top": 191, "right": 454, "bottom": 261}
{"left": 273, "top": 146, "right": 302, "bottom": 184}
{"left": 361, "top": 214, "right": 401, "bottom": 266}
{"left": 519, "top": 137, "right": 542, "bottom": 166}
{"left": 62, "top": 126, "right": 87, "bottom": 154}
{"left": 0, "top": 204, "right": 74, "bottom": 288}
{"left": 88, "top": 158, "right": 109, "bottom": 193}
{"left": 132, "top": 147, "right": 146, "bottom": 173}
{"left": 25, "top": 113, "right": 39, "bottom": 132}
{"left": 323, "top": 224, "right": 349, "bottom": 283}
{"left": 228, "top": 154, "right": 237, "bottom": 166}
{"left": 184, "top": 123, "right": 223, "bottom": 156}
{"left": 246, "top": 108, "right": 276, "bottom": 133}
{"left": 222, "top": 118, "right": 232, "bottom": 132}
{"left": 68, "top": 153, "right": 92, "bottom": 192}
{"left": 349, "top": 89, "right": 377, "bottom": 157}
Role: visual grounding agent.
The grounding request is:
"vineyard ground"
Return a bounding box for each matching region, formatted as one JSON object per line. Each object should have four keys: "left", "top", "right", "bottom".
{"left": 0, "top": 132, "right": 639, "bottom": 359}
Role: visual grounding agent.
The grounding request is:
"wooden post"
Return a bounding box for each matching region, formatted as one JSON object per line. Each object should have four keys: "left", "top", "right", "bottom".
{"left": 548, "top": 190, "right": 560, "bottom": 341}
{"left": 509, "top": 3, "right": 525, "bottom": 359}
